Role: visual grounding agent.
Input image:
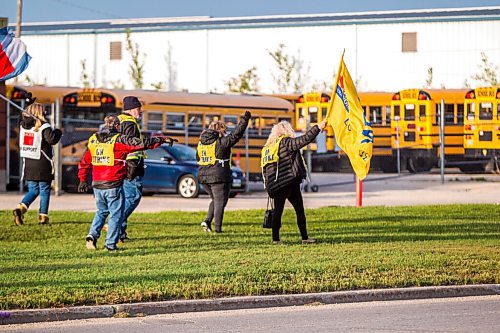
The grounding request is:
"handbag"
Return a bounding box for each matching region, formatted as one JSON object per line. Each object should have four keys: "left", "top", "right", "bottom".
{"left": 263, "top": 196, "right": 274, "bottom": 229}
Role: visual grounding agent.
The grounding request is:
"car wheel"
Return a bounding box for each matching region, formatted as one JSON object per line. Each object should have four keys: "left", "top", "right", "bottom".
{"left": 177, "top": 175, "right": 199, "bottom": 198}
{"left": 229, "top": 192, "right": 238, "bottom": 198}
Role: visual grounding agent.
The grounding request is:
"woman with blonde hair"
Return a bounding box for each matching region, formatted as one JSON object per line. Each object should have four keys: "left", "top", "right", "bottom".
{"left": 197, "top": 111, "right": 251, "bottom": 233}
{"left": 12, "top": 102, "right": 62, "bottom": 225}
{"left": 261, "top": 120, "right": 326, "bottom": 244}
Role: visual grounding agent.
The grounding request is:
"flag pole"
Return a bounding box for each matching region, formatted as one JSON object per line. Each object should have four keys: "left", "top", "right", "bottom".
{"left": 325, "top": 49, "right": 345, "bottom": 123}
{"left": 356, "top": 176, "right": 362, "bottom": 207}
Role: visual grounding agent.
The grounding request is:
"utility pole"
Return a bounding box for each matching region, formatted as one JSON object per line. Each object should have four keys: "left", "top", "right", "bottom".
{"left": 16, "top": 0, "right": 23, "bottom": 38}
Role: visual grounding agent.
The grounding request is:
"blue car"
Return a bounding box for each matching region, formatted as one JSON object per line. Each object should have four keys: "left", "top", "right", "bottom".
{"left": 143, "top": 144, "right": 246, "bottom": 198}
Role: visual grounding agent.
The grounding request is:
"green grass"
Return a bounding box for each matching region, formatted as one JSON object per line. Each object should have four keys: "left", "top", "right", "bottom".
{"left": 0, "top": 204, "right": 499, "bottom": 310}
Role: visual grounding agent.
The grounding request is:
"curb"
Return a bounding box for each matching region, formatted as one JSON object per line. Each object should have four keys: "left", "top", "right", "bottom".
{"left": 2, "top": 284, "right": 499, "bottom": 325}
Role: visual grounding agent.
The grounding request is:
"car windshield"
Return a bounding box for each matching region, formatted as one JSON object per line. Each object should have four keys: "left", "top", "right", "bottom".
{"left": 168, "top": 145, "right": 197, "bottom": 161}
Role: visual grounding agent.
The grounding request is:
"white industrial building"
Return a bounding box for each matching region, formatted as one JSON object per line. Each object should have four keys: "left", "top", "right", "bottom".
{"left": 9, "top": 6, "right": 500, "bottom": 93}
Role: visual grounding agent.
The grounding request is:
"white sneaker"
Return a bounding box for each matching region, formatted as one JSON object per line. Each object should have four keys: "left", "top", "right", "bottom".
{"left": 201, "top": 221, "right": 212, "bottom": 232}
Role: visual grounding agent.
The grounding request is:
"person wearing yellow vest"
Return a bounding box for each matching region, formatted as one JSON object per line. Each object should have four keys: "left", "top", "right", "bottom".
{"left": 197, "top": 111, "right": 251, "bottom": 233}
{"left": 261, "top": 120, "right": 326, "bottom": 244}
{"left": 78, "top": 115, "right": 167, "bottom": 251}
{"left": 117, "top": 96, "right": 147, "bottom": 243}
{"left": 12, "top": 102, "right": 62, "bottom": 226}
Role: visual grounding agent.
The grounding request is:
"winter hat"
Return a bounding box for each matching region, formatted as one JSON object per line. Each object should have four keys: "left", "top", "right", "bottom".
{"left": 123, "top": 96, "right": 141, "bottom": 111}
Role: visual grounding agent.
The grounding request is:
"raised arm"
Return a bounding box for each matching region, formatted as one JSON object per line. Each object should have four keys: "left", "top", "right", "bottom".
{"left": 42, "top": 127, "right": 62, "bottom": 145}
{"left": 221, "top": 111, "right": 251, "bottom": 148}
{"left": 283, "top": 120, "right": 326, "bottom": 151}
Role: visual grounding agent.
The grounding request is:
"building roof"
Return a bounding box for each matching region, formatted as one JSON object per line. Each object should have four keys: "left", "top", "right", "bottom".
{"left": 9, "top": 7, "right": 500, "bottom": 35}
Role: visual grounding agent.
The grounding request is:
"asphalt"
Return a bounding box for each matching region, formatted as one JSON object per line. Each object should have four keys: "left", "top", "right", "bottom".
{"left": 1, "top": 284, "right": 499, "bottom": 325}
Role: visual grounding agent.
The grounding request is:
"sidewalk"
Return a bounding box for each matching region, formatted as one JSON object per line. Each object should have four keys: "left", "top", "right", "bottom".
{"left": 0, "top": 173, "right": 498, "bottom": 212}
{"left": 1, "top": 284, "right": 499, "bottom": 325}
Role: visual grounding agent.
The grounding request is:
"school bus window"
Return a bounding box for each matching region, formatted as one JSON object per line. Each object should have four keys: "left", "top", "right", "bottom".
{"left": 370, "top": 106, "right": 382, "bottom": 125}
{"left": 466, "top": 103, "right": 475, "bottom": 120}
{"left": 444, "top": 104, "right": 455, "bottom": 124}
{"left": 205, "top": 114, "right": 221, "bottom": 128}
{"left": 393, "top": 105, "right": 400, "bottom": 119}
{"left": 187, "top": 114, "right": 203, "bottom": 134}
{"left": 404, "top": 104, "right": 415, "bottom": 121}
{"left": 321, "top": 107, "right": 327, "bottom": 121}
{"left": 165, "top": 113, "right": 185, "bottom": 131}
{"left": 309, "top": 106, "right": 318, "bottom": 123}
{"left": 497, "top": 103, "right": 500, "bottom": 120}
{"left": 44, "top": 105, "right": 52, "bottom": 119}
{"left": 147, "top": 112, "right": 163, "bottom": 131}
{"left": 385, "top": 106, "right": 391, "bottom": 125}
{"left": 278, "top": 117, "right": 291, "bottom": 123}
{"left": 260, "top": 117, "right": 275, "bottom": 136}
{"left": 248, "top": 118, "right": 258, "bottom": 135}
{"left": 456, "top": 104, "right": 464, "bottom": 124}
{"left": 223, "top": 115, "right": 238, "bottom": 130}
{"left": 63, "top": 107, "right": 108, "bottom": 129}
{"left": 479, "top": 102, "right": 493, "bottom": 120}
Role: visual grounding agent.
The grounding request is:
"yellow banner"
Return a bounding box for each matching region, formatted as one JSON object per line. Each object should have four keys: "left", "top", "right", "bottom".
{"left": 326, "top": 54, "right": 373, "bottom": 180}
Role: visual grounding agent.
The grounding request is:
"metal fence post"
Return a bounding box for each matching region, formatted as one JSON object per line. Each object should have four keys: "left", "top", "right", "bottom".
{"left": 6, "top": 102, "right": 10, "bottom": 186}
{"left": 440, "top": 99, "right": 445, "bottom": 184}
{"left": 18, "top": 100, "right": 25, "bottom": 193}
{"left": 244, "top": 127, "right": 249, "bottom": 193}
{"left": 395, "top": 116, "right": 401, "bottom": 175}
{"left": 54, "top": 99, "right": 62, "bottom": 195}
{"left": 305, "top": 114, "right": 312, "bottom": 191}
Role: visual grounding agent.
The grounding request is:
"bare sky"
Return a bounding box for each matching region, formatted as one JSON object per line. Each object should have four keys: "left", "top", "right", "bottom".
{"left": 3, "top": 0, "right": 500, "bottom": 23}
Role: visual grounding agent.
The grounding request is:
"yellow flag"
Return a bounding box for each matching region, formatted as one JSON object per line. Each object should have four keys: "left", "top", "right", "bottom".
{"left": 326, "top": 54, "right": 373, "bottom": 180}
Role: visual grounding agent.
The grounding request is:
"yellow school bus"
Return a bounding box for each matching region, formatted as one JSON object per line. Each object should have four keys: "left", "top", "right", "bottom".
{"left": 294, "top": 91, "right": 394, "bottom": 172}
{"left": 463, "top": 86, "right": 500, "bottom": 172}
{"left": 58, "top": 88, "right": 294, "bottom": 189}
{"left": 6, "top": 85, "right": 75, "bottom": 189}
{"left": 390, "top": 89, "right": 467, "bottom": 172}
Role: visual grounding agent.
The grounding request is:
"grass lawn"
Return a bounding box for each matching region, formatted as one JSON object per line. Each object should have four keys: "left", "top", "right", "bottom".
{"left": 0, "top": 204, "right": 499, "bottom": 310}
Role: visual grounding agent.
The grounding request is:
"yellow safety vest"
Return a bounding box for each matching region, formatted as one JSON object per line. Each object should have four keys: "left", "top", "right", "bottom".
{"left": 118, "top": 113, "right": 145, "bottom": 160}
{"left": 88, "top": 134, "right": 119, "bottom": 166}
{"left": 197, "top": 141, "right": 231, "bottom": 167}
{"left": 261, "top": 136, "right": 285, "bottom": 168}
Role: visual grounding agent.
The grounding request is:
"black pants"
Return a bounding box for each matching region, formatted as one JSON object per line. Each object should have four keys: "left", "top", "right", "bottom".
{"left": 202, "top": 182, "right": 231, "bottom": 232}
{"left": 272, "top": 181, "right": 308, "bottom": 241}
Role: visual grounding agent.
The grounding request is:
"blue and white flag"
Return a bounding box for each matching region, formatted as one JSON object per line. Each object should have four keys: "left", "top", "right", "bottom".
{"left": 0, "top": 28, "right": 31, "bottom": 81}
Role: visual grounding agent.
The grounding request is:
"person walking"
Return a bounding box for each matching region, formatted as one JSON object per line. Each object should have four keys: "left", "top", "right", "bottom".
{"left": 78, "top": 115, "right": 168, "bottom": 251}
{"left": 12, "top": 102, "right": 62, "bottom": 226}
{"left": 117, "top": 96, "right": 147, "bottom": 242}
{"left": 261, "top": 120, "right": 326, "bottom": 244}
{"left": 197, "top": 111, "right": 251, "bottom": 233}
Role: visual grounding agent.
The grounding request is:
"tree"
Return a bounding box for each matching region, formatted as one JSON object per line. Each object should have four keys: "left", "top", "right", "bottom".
{"left": 425, "top": 67, "right": 433, "bottom": 88}
{"left": 165, "top": 41, "right": 178, "bottom": 91}
{"left": 267, "top": 44, "right": 296, "bottom": 93}
{"left": 471, "top": 52, "right": 498, "bottom": 86}
{"left": 80, "top": 59, "right": 91, "bottom": 87}
{"left": 267, "top": 44, "right": 311, "bottom": 93}
{"left": 224, "top": 66, "right": 260, "bottom": 94}
{"left": 125, "top": 29, "right": 145, "bottom": 89}
{"left": 151, "top": 81, "right": 166, "bottom": 91}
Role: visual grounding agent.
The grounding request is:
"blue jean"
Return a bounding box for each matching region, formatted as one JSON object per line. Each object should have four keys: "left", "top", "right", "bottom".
{"left": 88, "top": 187, "right": 124, "bottom": 249}
{"left": 21, "top": 181, "right": 52, "bottom": 215}
{"left": 121, "top": 176, "right": 143, "bottom": 237}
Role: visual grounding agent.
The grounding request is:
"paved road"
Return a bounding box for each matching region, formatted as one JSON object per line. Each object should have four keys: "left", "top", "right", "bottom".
{"left": 0, "top": 172, "right": 498, "bottom": 212}
{"left": 2, "top": 296, "right": 499, "bottom": 333}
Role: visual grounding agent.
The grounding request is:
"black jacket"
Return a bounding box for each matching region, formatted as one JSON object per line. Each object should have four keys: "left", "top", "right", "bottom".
{"left": 197, "top": 117, "right": 249, "bottom": 184}
{"left": 263, "top": 125, "right": 321, "bottom": 197}
{"left": 19, "top": 116, "right": 62, "bottom": 182}
{"left": 119, "top": 113, "right": 145, "bottom": 179}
